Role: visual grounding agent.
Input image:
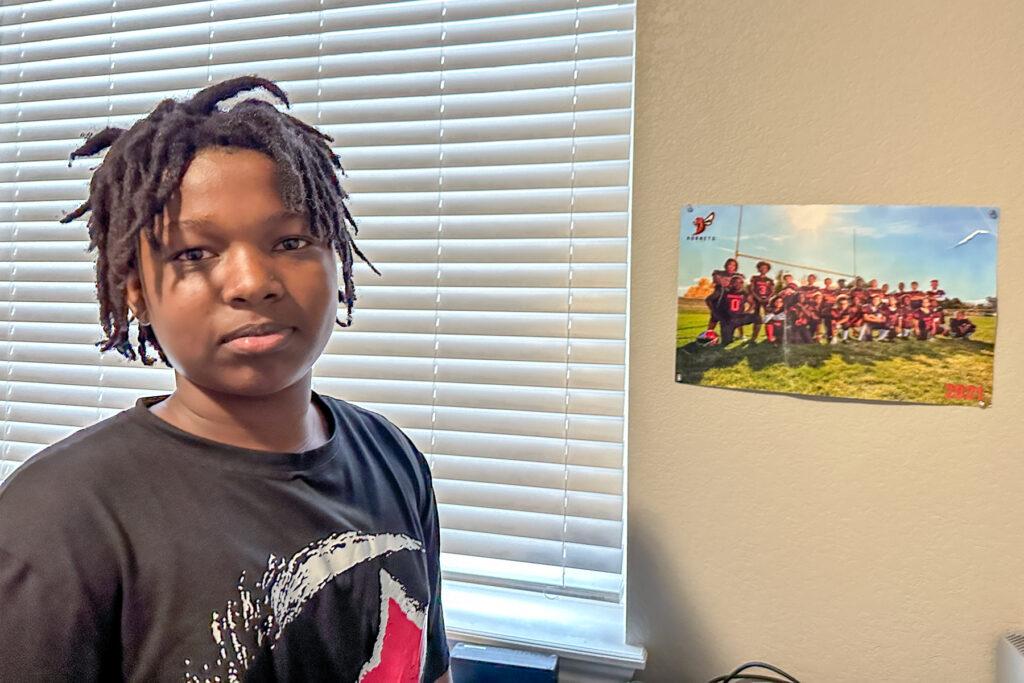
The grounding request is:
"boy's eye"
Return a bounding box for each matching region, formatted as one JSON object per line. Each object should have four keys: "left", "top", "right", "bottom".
{"left": 277, "top": 237, "right": 313, "bottom": 251}
{"left": 173, "top": 247, "right": 210, "bottom": 262}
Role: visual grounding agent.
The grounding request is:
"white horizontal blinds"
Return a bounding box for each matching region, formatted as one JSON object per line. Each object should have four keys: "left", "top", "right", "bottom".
{"left": 0, "top": 0, "right": 634, "bottom": 601}
{"left": 325, "top": 0, "right": 630, "bottom": 601}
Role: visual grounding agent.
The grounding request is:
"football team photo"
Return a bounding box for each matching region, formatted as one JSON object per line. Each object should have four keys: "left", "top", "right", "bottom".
{"left": 676, "top": 204, "right": 999, "bottom": 406}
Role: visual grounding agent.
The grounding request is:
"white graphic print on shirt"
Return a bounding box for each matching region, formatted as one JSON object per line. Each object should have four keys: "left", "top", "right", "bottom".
{"left": 184, "top": 531, "right": 427, "bottom": 683}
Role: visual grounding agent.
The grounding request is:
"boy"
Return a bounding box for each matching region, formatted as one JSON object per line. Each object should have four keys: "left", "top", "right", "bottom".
{"left": 850, "top": 278, "right": 868, "bottom": 306}
{"left": 819, "top": 289, "right": 837, "bottom": 343}
{"left": 927, "top": 294, "right": 947, "bottom": 335}
{"left": 884, "top": 295, "right": 902, "bottom": 341}
{"left": 786, "top": 295, "right": 812, "bottom": 344}
{"left": 926, "top": 296, "right": 946, "bottom": 336}
{"left": 763, "top": 296, "right": 787, "bottom": 344}
{"left": 950, "top": 311, "right": 977, "bottom": 339}
{"left": 859, "top": 295, "right": 890, "bottom": 341}
{"left": 748, "top": 261, "right": 775, "bottom": 340}
{"left": 780, "top": 274, "right": 801, "bottom": 307}
{"left": 899, "top": 294, "right": 918, "bottom": 338}
{"left": 799, "top": 273, "right": 820, "bottom": 297}
{"left": 716, "top": 275, "right": 760, "bottom": 345}
{"left": 908, "top": 281, "right": 925, "bottom": 310}
{"left": 0, "top": 77, "right": 452, "bottom": 682}
{"left": 916, "top": 298, "right": 936, "bottom": 339}
{"left": 805, "top": 291, "right": 825, "bottom": 342}
{"left": 705, "top": 257, "right": 743, "bottom": 332}
{"left": 831, "top": 295, "right": 861, "bottom": 343}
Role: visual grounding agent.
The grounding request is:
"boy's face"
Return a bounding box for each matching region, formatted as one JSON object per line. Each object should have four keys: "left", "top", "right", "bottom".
{"left": 125, "top": 147, "right": 339, "bottom": 396}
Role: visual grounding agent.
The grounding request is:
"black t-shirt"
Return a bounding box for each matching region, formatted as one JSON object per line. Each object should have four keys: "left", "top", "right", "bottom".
{"left": 0, "top": 391, "right": 450, "bottom": 682}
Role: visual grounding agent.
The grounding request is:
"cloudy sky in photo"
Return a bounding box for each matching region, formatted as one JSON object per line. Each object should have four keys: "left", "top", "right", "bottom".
{"left": 677, "top": 204, "right": 998, "bottom": 302}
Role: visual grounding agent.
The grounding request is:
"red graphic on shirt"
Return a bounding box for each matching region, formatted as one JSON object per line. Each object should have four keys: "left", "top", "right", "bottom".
{"left": 358, "top": 568, "right": 428, "bottom": 682}
{"left": 360, "top": 597, "right": 424, "bottom": 682}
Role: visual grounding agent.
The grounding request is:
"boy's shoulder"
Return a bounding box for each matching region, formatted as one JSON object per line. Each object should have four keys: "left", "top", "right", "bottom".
{"left": 320, "top": 394, "right": 433, "bottom": 494}
{"left": 0, "top": 407, "right": 134, "bottom": 501}
{"left": 0, "top": 407, "right": 138, "bottom": 554}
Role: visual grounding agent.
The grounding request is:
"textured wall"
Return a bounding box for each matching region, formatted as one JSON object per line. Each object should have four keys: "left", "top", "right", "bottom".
{"left": 626, "top": 1, "right": 1024, "bottom": 681}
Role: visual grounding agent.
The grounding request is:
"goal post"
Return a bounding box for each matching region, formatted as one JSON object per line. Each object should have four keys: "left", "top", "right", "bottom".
{"left": 732, "top": 206, "right": 859, "bottom": 280}
{"left": 735, "top": 252, "right": 856, "bottom": 279}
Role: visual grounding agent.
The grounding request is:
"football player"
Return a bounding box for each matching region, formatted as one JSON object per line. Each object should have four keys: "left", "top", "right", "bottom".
{"left": 819, "top": 288, "right": 838, "bottom": 342}
{"left": 763, "top": 296, "right": 787, "bottom": 344}
{"left": 916, "top": 297, "right": 935, "bottom": 340}
{"left": 748, "top": 261, "right": 775, "bottom": 340}
{"left": 831, "top": 295, "right": 862, "bottom": 343}
{"left": 949, "top": 311, "right": 977, "bottom": 339}
{"left": 716, "top": 275, "right": 759, "bottom": 345}
{"left": 704, "top": 257, "right": 743, "bottom": 332}
{"left": 780, "top": 274, "right": 801, "bottom": 307}
{"left": 859, "top": 295, "right": 890, "bottom": 341}
{"left": 899, "top": 294, "right": 918, "bottom": 338}
{"left": 884, "top": 295, "right": 902, "bottom": 341}
{"left": 806, "top": 291, "right": 825, "bottom": 341}
{"left": 799, "top": 274, "right": 820, "bottom": 297}
{"left": 908, "top": 281, "right": 925, "bottom": 310}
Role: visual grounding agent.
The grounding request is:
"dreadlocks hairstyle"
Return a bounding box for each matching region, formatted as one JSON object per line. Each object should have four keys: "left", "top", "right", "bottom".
{"left": 60, "top": 74, "right": 379, "bottom": 367}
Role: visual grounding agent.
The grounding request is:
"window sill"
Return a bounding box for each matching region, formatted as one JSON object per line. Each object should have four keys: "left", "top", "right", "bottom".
{"left": 442, "top": 580, "right": 647, "bottom": 682}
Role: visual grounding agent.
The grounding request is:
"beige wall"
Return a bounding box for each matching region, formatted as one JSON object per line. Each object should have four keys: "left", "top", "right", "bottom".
{"left": 626, "top": 1, "right": 1023, "bottom": 681}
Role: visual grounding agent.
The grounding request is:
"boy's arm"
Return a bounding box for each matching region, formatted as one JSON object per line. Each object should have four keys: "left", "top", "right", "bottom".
{"left": 419, "top": 456, "right": 452, "bottom": 683}
{"left": 0, "top": 467, "right": 120, "bottom": 680}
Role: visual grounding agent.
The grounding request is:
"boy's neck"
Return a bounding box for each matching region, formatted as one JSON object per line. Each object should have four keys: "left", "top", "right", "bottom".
{"left": 148, "top": 374, "right": 331, "bottom": 453}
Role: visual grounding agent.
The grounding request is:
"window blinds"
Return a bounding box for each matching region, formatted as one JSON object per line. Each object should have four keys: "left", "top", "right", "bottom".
{"left": 0, "top": 0, "right": 634, "bottom": 602}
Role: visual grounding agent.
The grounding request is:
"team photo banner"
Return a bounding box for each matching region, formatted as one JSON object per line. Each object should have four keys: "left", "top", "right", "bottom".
{"left": 675, "top": 204, "right": 998, "bottom": 406}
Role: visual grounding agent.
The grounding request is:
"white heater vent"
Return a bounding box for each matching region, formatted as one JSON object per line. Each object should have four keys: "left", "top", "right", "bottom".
{"left": 998, "top": 633, "right": 1024, "bottom": 682}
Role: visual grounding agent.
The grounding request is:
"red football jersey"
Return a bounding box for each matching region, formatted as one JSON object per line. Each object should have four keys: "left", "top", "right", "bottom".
{"left": 722, "top": 292, "right": 748, "bottom": 315}
{"left": 751, "top": 275, "right": 774, "bottom": 299}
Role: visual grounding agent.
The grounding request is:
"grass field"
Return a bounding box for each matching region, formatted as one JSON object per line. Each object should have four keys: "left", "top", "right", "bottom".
{"left": 676, "top": 299, "right": 997, "bottom": 406}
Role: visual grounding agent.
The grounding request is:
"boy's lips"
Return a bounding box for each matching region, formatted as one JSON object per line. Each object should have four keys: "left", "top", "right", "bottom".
{"left": 219, "top": 321, "right": 297, "bottom": 355}
{"left": 220, "top": 321, "right": 292, "bottom": 344}
{"left": 222, "top": 327, "right": 295, "bottom": 354}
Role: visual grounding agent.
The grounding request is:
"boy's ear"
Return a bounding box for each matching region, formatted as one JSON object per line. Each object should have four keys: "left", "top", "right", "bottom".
{"left": 124, "top": 267, "right": 149, "bottom": 325}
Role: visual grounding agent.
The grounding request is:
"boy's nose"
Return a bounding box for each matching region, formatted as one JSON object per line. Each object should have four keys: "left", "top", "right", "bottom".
{"left": 221, "top": 248, "right": 284, "bottom": 303}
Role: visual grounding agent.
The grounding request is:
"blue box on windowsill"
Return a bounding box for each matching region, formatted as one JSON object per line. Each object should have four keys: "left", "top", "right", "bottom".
{"left": 449, "top": 641, "right": 558, "bottom": 683}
